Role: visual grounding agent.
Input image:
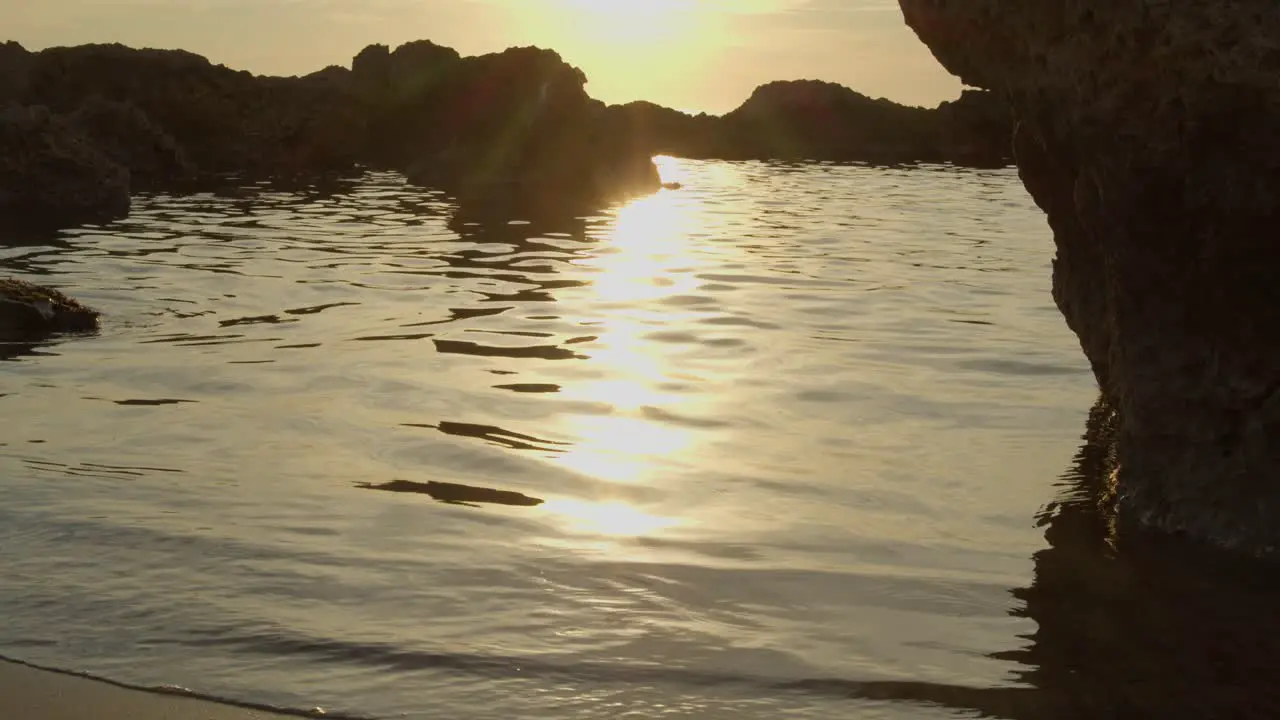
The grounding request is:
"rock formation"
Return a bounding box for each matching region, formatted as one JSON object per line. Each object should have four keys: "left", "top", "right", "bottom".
{"left": 721, "top": 80, "right": 943, "bottom": 162}
{"left": 602, "top": 82, "right": 1012, "bottom": 165}
{"left": 898, "top": 1, "right": 1280, "bottom": 555}
{"left": 0, "top": 277, "right": 100, "bottom": 340}
{"left": 19, "top": 43, "right": 367, "bottom": 179}
{"left": 0, "top": 103, "right": 130, "bottom": 225}
{"left": 378, "top": 45, "right": 660, "bottom": 209}
{"left": 932, "top": 89, "right": 1013, "bottom": 169}
{"left": 0, "top": 36, "right": 1014, "bottom": 229}
{"left": 0, "top": 40, "right": 30, "bottom": 102}
{"left": 66, "top": 96, "right": 194, "bottom": 189}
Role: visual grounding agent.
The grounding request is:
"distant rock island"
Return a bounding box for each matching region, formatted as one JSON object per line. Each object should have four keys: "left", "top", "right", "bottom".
{"left": 0, "top": 38, "right": 1013, "bottom": 228}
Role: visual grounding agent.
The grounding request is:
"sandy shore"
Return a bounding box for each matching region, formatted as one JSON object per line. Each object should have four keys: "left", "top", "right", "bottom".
{"left": 0, "top": 657, "right": 300, "bottom": 720}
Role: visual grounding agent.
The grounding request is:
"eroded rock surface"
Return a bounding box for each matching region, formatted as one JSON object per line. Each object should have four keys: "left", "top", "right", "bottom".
{"left": 0, "top": 277, "right": 100, "bottom": 340}
{"left": 0, "top": 103, "right": 130, "bottom": 225}
{"left": 899, "top": 0, "right": 1280, "bottom": 554}
{"left": 66, "top": 96, "right": 194, "bottom": 188}
{"left": 22, "top": 43, "right": 367, "bottom": 180}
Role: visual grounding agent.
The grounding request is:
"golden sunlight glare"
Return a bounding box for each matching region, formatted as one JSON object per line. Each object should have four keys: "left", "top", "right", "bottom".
{"left": 542, "top": 498, "right": 681, "bottom": 537}
{"left": 553, "top": 0, "right": 705, "bottom": 45}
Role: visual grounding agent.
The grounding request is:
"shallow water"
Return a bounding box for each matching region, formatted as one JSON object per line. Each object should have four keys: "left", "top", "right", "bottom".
{"left": 1, "top": 158, "right": 1115, "bottom": 718}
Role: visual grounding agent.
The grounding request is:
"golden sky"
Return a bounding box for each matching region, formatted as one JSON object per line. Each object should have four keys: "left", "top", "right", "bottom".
{"left": 5, "top": 0, "right": 962, "bottom": 114}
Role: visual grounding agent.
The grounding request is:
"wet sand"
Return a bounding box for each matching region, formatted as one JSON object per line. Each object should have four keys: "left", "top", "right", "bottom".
{"left": 0, "top": 658, "right": 298, "bottom": 720}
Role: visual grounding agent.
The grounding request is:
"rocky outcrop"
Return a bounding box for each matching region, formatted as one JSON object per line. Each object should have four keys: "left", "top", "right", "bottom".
{"left": 0, "top": 40, "right": 659, "bottom": 221}
{"left": 0, "top": 36, "right": 1012, "bottom": 228}
{"left": 393, "top": 46, "right": 660, "bottom": 208}
{"left": 600, "top": 82, "right": 1013, "bottom": 166}
{"left": 0, "top": 103, "right": 130, "bottom": 225}
{"left": 66, "top": 96, "right": 193, "bottom": 189}
{"left": 596, "top": 101, "right": 721, "bottom": 159}
{"left": 898, "top": 1, "right": 1280, "bottom": 555}
{"left": 0, "top": 41, "right": 30, "bottom": 102}
{"left": 0, "top": 277, "right": 100, "bottom": 340}
{"left": 933, "top": 89, "right": 1013, "bottom": 168}
{"left": 722, "top": 80, "right": 944, "bottom": 162}
{"left": 20, "top": 43, "right": 366, "bottom": 179}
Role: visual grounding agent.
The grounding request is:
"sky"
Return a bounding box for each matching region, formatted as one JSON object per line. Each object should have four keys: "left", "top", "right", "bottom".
{"left": 3, "top": 0, "right": 963, "bottom": 114}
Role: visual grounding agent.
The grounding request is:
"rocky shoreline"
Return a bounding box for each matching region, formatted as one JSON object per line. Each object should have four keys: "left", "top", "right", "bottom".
{"left": 899, "top": 0, "right": 1280, "bottom": 558}
{"left": 0, "top": 38, "right": 1012, "bottom": 231}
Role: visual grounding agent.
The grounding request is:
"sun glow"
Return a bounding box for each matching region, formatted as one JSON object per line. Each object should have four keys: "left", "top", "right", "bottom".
{"left": 538, "top": 173, "right": 715, "bottom": 486}
{"left": 542, "top": 498, "right": 681, "bottom": 538}
{"left": 495, "top": 0, "right": 724, "bottom": 107}
{"left": 553, "top": 0, "right": 706, "bottom": 45}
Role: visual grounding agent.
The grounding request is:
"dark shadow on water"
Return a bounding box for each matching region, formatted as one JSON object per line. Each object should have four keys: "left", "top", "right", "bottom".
{"left": 0, "top": 223, "right": 75, "bottom": 249}
{"left": 0, "top": 340, "right": 51, "bottom": 362}
{"left": 357, "top": 479, "right": 544, "bottom": 508}
{"left": 832, "top": 396, "right": 1280, "bottom": 718}
{"left": 112, "top": 398, "right": 196, "bottom": 406}
{"left": 492, "top": 382, "right": 562, "bottom": 394}
{"left": 984, "top": 397, "right": 1280, "bottom": 718}
{"left": 431, "top": 338, "right": 586, "bottom": 361}
{"left": 400, "top": 420, "right": 570, "bottom": 454}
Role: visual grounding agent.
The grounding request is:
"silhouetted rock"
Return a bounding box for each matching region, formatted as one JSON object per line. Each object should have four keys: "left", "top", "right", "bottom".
{"left": 0, "top": 277, "right": 100, "bottom": 340}
{"left": 598, "top": 101, "right": 723, "bottom": 159}
{"left": 396, "top": 45, "right": 660, "bottom": 208}
{"left": 298, "top": 64, "right": 351, "bottom": 89}
{"left": 0, "top": 35, "right": 1013, "bottom": 230}
{"left": 933, "top": 89, "right": 1013, "bottom": 168}
{"left": 353, "top": 40, "right": 460, "bottom": 162}
{"left": 21, "top": 43, "right": 365, "bottom": 180}
{"left": 725, "top": 80, "right": 944, "bottom": 161}
{"left": 601, "top": 81, "right": 1013, "bottom": 166}
{"left": 67, "top": 96, "right": 194, "bottom": 188}
{"left": 0, "top": 103, "right": 129, "bottom": 225}
{"left": 0, "top": 41, "right": 31, "bottom": 103}
{"left": 899, "top": 1, "right": 1280, "bottom": 556}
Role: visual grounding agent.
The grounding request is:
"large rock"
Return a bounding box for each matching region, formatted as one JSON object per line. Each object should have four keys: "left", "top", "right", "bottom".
{"left": 599, "top": 82, "right": 1013, "bottom": 166}
{"left": 721, "top": 80, "right": 945, "bottom": 162}
{"left": 21, "top": 43, "right": 365, "bottom": 180}
{"left": 393, "top": 45, "right": 660, "bottom": 209}
{"left": 0, "top": 277, "right": 100, "bottom": 340}
{"left": 0, "top": 41, "right": 31, "bottom": 103}
{"left": 66, "top": 96, "right": 194, "bottom": 189}
{"left": 0, "top": 103, "right": 130, "bottom": 226}
{"left": 352, "top": 40, "right": 461, "bottom": 164}
{"left": 598, "top": 101, "right": 730, "bottom": 160}
{"left": 898, "top": 1, "right": 1280, "bottom": 555}
{"left": 932, "top": 89, "right": 1014, "bottom": 168}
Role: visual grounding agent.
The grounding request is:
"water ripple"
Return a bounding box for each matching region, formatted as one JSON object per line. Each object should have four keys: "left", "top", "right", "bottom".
{"left": 0, "top": 160, "right": 1095, "bottom": 719}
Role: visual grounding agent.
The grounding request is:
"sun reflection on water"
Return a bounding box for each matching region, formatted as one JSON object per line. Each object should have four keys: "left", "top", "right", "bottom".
{"left": 541, "top": 497, "right": 681, "bottom": 538}
{"left": 543, "top": 157, "right": 723, "bottom": 491}
{"left": 552, "top": 414, "right": 696, "bottom": 484}
{"left": 583, "top": 172, "right": 704, "bottom": 304}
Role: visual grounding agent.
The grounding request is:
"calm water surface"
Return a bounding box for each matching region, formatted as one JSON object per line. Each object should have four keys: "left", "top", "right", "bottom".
{"left": 1, "top": 159, "right": 1105, "bottom": 718}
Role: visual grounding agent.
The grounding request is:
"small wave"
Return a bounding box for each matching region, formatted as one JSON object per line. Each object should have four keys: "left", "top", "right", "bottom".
{"left": 0, "top": 653, "right": 370, "bottom": 720}
{"left": 174, "top": 630, "right": 1032, "bottom": 717}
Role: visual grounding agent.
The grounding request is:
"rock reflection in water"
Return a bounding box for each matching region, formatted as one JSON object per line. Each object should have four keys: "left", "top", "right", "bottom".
{"left": 992, "top": 397, "right": 1280, "bottom": 719}
{"left": 833, "top": 398, "right": 1280, "bottom": 719}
